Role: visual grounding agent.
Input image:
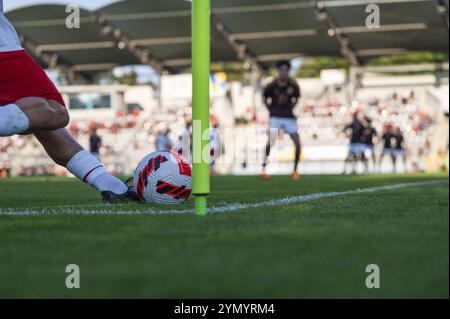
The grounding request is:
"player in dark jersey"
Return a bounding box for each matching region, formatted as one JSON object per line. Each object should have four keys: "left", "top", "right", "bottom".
{"left": 379, "top": 124, "right": 397, "bottom": 173}
{"left": 343, "top": 112, "right": 365, "bottom": 174}
{"left": 394, "top": 127, "right": 408, "bottom": 172}
{"left": 361, "top": 117, "right": 377, "bottom": 173}
{"left": 261, "top": 60, "right": 301, "bottom": 180}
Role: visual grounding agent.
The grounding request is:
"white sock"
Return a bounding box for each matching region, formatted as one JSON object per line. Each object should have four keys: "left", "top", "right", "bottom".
{"left": 67, "top": 150, "right": 128, "bottom": 194}
{"left": 0, "top": 104, "right": 30, "bottom": 136}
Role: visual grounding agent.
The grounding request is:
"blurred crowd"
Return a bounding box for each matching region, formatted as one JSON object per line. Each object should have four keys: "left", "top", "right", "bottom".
{"left": 0, "top": 89, "right": 443, "bottom": 178}
{"left": 299, "top": 91, "right": 432, "bottom": 144}
{"left": 298, "top": 90, "right": 436, "bottom": 172}
{"left": 0, "top": 105, "right": 193, "bottom": 178}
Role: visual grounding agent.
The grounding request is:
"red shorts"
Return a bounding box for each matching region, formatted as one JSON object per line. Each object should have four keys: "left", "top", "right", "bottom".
{"left": 0, "top": 50, "right": 64, "bottom": 106}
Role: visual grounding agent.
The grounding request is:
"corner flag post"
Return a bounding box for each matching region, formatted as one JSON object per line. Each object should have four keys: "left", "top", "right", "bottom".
{"left": 192, "top": 0, "right": 211, "bottom": 215}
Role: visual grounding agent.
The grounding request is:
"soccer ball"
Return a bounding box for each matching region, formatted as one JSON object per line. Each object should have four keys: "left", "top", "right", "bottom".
{"left": 134, "top": 151, "right": 192, "bottom": 204}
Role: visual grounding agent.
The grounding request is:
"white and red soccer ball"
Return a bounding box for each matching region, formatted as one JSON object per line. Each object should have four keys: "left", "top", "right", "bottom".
{"left": 134, "top": 151, "right": 192, "bottom": 204}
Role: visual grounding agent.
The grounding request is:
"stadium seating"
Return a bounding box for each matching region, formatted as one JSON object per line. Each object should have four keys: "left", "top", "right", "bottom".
{"left": 0, "top": 88, "right": 439, "bottom": 177}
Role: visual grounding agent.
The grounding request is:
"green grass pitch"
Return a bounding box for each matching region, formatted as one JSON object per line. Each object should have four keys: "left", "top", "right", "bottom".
{"left": 0, "top": 174, "right": 448, "bottom": 298}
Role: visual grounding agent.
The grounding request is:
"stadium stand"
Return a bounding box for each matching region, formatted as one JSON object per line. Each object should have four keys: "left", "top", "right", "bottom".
{"left": 1, "top": 0, "right": 448, "bottom": 177}
{"left": 1, "top": 84, "right": 444, "bottom": 176}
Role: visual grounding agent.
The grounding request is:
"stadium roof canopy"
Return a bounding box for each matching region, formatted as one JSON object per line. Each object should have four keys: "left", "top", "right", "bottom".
{"left": 6, "top": 0, "right": 449, "bottom": 80}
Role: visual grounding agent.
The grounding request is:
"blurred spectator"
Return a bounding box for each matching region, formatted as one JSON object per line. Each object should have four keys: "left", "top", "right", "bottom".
{"left": 0, "top": 88, "right": 440, "bottom": 176}
{"left": 155, "top": 128, "right": 173, "bottom": 151}
{"left": 89, "top": 128, "right": 102, "bottom": 160}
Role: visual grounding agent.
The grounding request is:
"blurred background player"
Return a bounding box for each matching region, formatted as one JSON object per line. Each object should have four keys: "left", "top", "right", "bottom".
{"left": 210, "top": 123, "right": 221, "bottom": 176}
{"left": 0, "top": 1, "right": 136, "bottom": 202}
{"left": 394, "top": 127, "right": 408, "bottom": 173}
{"left": 361, "top": 116, "right": 378, "bottom": 173}
{"left": 89, "top": 127, "right": 102, "bottom": 161}
{"left": 155, "top": 128, "right": 173, "bottom": 151}
{"left": 379, "top": 124, "right": 397, "bottom": 173}
{"left": 343, "top": 112, "right": 365, "bottom": 174}
{"left": 181, "top": 117, "right": 192, "bottom": 160}
{"left": 174, "top": 116, "right": 192, "bottom": 160}
{"left": 261, "top": 60, "right": 302, "bottom": 180}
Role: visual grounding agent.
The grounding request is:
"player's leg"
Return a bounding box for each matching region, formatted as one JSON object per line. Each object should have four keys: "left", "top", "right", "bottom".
{"left": 360, "top": 153, "right": 366, "bottom": 174}
{"left": 16, "top": 97, "right": 69, "bottom": 133}
{"left": 288, "top": 132, "right": 301, "bottom": 180}
{"left": 361, "top": 146, "right": 369, "bottom": 173}
{"left": 355, "top": 147, "right": 362, "bottom": 174}
{"left": 391, "top": 152, "right": 397, "bottom": 173}
{"left": 352, "top": 154, "right": 358, "bottom": 174}
{"left": 0, "top": 97, "right": 69, "bottom": 136}
{"left": 343, "top": 146, "right": 353, "bottom": 175}
{"left": 0, "top": 51, "right": 70, "bottom": 136}
{"left": 261, "top": 119, "right": 279, "bottom": 179}
{"left": 370, "top": 148, "right": 377, "bottom": 173}
{"left": 349, "top": 148, "right": 359, "bottom": 175}
{"left": 261, "top": 132, "right": 276, "bottom": 179}
{"left": 378, "top": 150, "right": 386, "bottom": 173}
{"left": 401, "top": 151, "right": 408, "bottom": 173}
{"left": 1, "top": 49, "right": 136, "bottom": 202}
{"left": 365, "top": 147, "right": 373, "bottom": 173}
{"left": 210, "top": 147, "right": 217, "bottom": 176}
{"left": 34, "top": 127, "right": 133, "bottom": 200}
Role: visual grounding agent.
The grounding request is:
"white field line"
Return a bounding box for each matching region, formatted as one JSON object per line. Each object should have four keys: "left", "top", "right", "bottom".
{"left": 0, "top": 180, "right": 446, "bottom": 217}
